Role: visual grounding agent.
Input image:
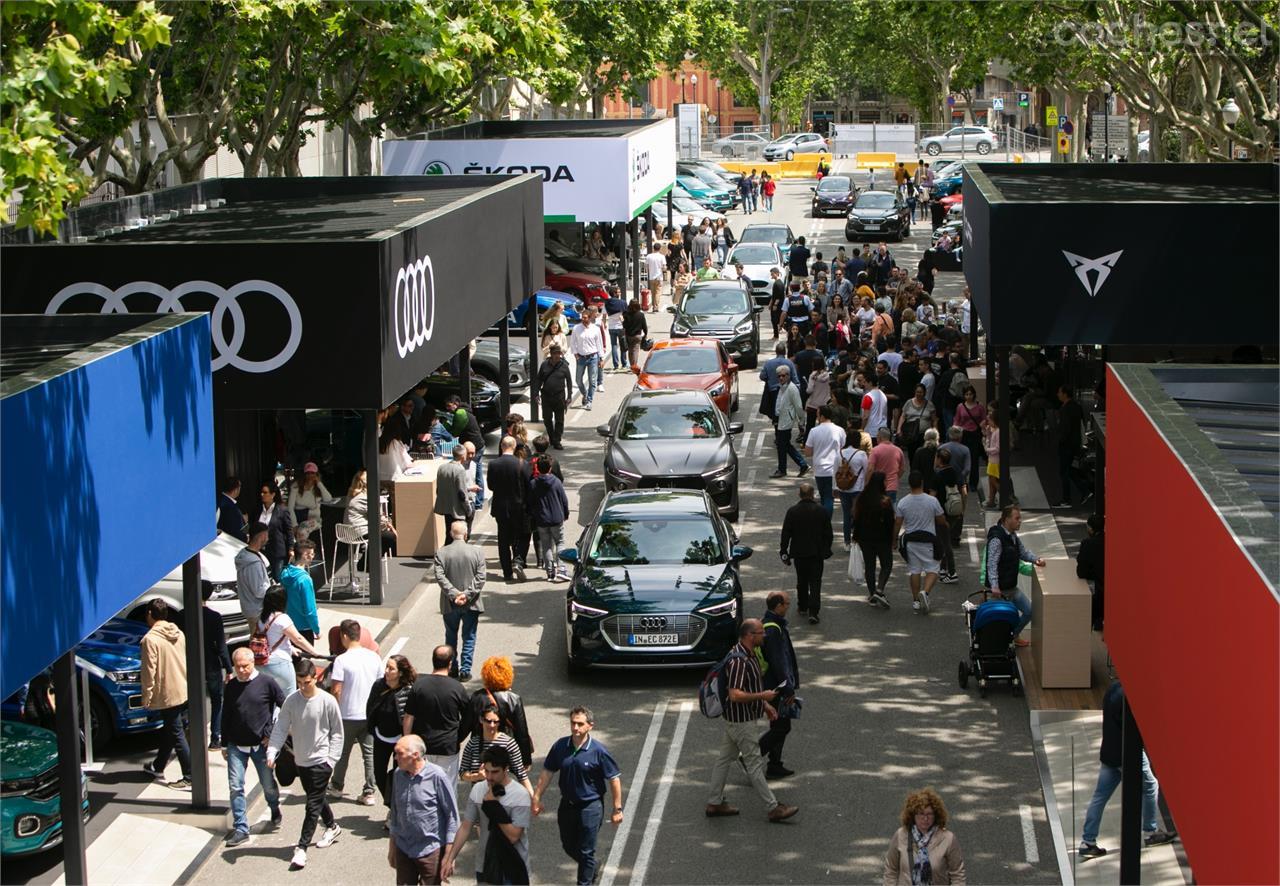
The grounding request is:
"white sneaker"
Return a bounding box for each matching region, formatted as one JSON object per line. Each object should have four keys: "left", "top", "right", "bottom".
{"left": 920, "top": 592, "right": 931, "bottom": 614}
{"left": 912, "top": 600, "right": 921, "bottom": 612}
{"left": 291, "top": 848, "right": 308, "bottom": 868}
{"left": 316, "top": 823, "right": 341, "bottom": 848}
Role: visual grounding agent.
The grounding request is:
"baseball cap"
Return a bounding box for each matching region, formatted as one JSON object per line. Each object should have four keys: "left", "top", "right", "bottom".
{"left": 303, "top": 462, "right": 319, "bottom": 474}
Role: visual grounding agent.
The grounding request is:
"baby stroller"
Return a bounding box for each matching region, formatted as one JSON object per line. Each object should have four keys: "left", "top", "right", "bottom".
{"left": 957, "top": 592, "right": 1023, "bottom": 697}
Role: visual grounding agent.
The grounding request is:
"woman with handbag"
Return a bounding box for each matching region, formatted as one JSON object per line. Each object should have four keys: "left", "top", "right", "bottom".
{"left": 622, "top": 300, "right": 649, "bottom": 369}
{"left": 253, "top": 586, "right": 321, "bottom": 697}
{"left": 953, "top": 385, "right": 987, "bottom": 491}
{"left": 461, "top": 656, "right": 533, "bottom": 771}
{"left": 897, "top": 384, "right": 937, "bottom": 463}
{"left": 365, "top": 653, "right": 416, "bottom": 810}
{"left": 883, "top": 787, "right": 966, "bottom": 885}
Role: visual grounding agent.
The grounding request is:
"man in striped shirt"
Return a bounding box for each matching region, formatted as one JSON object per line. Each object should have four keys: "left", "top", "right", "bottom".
{"left": 705, "top": 620, "right": 800, "bottom": 823}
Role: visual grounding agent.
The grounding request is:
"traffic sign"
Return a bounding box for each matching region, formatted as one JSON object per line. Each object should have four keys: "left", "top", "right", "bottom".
{"left": 1017, "top": 92, "right": 1029, "bottom": 108}
{"left": 1062, "top": 119, "right": 1074, "bottom": 136}
{"left": 992, "top": 97, "right": 1005, "bottom": 111}
{"left": 1045, "top": 105, "right": 1059, "bottom": 127}
{"left": 1058, "top": 133, "right": 1070, "bottom": 154}
{"left": 946, "top": 95, "right": 956, "bottom": 107}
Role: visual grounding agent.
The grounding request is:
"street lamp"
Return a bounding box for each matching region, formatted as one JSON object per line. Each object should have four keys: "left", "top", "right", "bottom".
{"left": 680, "top": 74, "right": 686, "bottom": 104}
{"left": 1221, "top": 97, "right": 1241, "bottom": 160}
{"left": 690, "top": 73, "right": 698, "bottom": 104}
{"left": 714, "top": 78, "right": 722, "bottom": 131}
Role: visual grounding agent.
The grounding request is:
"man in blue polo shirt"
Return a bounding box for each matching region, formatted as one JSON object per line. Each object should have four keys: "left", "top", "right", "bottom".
{"left": 531, "top": 706, "right": 624, "bottom": 886}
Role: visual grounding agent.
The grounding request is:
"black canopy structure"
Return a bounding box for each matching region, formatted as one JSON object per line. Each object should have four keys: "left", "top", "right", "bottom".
{"left": 3, "top": 175, "right": 544, "bottom": 604}
{"left": 962, "top": 162, "right": 1279, "bottom": 347}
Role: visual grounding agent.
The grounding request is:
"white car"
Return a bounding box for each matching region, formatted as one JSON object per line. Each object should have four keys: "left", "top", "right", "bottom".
{"left": 123, "top": 531, "right": 253, "bottom": 643}
{"left": 1137, "top": 129, "right": 1150, "bottom": 161}
{"left": 720, "top": 241, "right": 784, "bottom": 305}
{"left": 712, "top": 132, "right": 770, "bottom": 158}
{"left": 762, "top": 132, "right": 829, "bottom": 161}
{"left": 671, "top": 191, "right": 726, "bottom": 227}
{"left": 918, "top": 126, "right": 998, "bottom": 156}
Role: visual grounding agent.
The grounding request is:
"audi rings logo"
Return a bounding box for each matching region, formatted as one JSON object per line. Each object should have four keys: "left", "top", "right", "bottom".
{"left": 393, "top": 256, "right": 436, "bottom": 359}
{"left": 639, "top": 616, "right": 668, "bottom": 630}
{"left": 45, "top": 280, "right": 302, "bottom": 373}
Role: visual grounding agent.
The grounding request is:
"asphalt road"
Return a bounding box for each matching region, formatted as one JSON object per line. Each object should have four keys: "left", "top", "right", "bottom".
{"left": 191, "top": 164, "right": 1062, "bottom": 885}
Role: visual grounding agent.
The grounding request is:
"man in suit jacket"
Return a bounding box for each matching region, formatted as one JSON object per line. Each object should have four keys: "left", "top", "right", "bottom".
{"left": 434, "top": 445, "right": 474, "bottom": 544}
{"left": 486, "top": 436, "right": 533, "bottom": 582}
{"left": 217, "top": 477, "right": 247, "bottom": 541}
{"left": 779, "top": 483, "right": 833, "bottom": 624}
{"left": 434, "top": 522, "right": 486, "bottom": 680}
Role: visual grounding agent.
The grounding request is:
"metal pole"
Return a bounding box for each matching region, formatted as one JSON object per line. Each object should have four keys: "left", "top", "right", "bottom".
{"left": 342, "top": 118, "right": 350, "bottom": 177}
{"left": 970, "top": 307, "right": 980, "bottom": 362}
{"left": 630, "top": 219, "right": 642, "bottom": 305}
{"left": 364, "top": 410, "right": 383, "bottom": 606}
{"left": 618, "top": 224, "right": 629, "bottom": 305}
{"left": 53, "top": 651, "right": 87, "bottom": 885}
{"left": 497, "top": 320, "right": 511, "bottom": 418}
{"left": 997, "top": 345, "right": 1013, "bottom": 507}
{"left": 182, "top": 552, "right": 209, "bottom": 808}
{"left": 1119, "top": 696, "right": 1143, "bottom": 884}
{"left": 527, "top": 299, "right": 540, "bottom": 417}
{"left": 666, "top": 191, "right": 673, "bottom": 233}
{"left": 80, "top": 668, "right": 94, "bottom": 766}
{"left": 458, "top": 345, "right": 472, "bottom": 410}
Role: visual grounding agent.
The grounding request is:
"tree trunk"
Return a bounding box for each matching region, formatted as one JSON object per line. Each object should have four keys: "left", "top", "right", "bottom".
{"left": 351, "top": 129, "right": 374, "bottom": 176}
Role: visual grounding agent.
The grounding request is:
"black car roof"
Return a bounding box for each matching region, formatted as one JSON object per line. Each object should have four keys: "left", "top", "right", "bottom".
{"left": 599, "top": 488, "right": 714, "bottom": 519}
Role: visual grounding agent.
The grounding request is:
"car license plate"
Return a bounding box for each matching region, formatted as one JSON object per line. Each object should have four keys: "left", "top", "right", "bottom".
{"left": 864, "top": 224, "right": 880, "bottom": 230}
{"left": 630, "top": 634, "right": 679, "bottom": 645}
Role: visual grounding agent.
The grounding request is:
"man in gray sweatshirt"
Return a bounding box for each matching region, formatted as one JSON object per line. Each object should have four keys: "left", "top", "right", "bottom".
{"left": 234, "top": 522, "right": 272, "bottom": 624}
{"left": 268, "top": 658, "right": 344, "bottom": 869}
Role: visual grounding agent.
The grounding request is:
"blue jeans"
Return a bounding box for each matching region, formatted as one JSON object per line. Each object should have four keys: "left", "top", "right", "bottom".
{"left": 442, "top": 609, "right": 480, "bottom": 675}
{"left": 1008, "top": 588, "right": 1033, "bottom": 636}
{"left": 814, "top": 475, "right": 834, "bottom": 516}
{"left": 227, "top": 743, "right": 280, "bottom": 835}
{"left": 838, "top": 490, "right": 858, "bottom": 543}
{"left": 609, "top": 329, "right": 627, "bottom": 368}
{"left": 473, "top": 447, "right": 486, "bottom": 506}
{"left": 575, "top": 354, "right": 598, "bottom": 405}
{"left": 557, "top": 799, "right": 603, "bottom": 886}
{"left": 1081, "top": 752, "right": 1159, "bottom": 845}
{"left": 260, "top": 658, "right": 296, "bottom": 699}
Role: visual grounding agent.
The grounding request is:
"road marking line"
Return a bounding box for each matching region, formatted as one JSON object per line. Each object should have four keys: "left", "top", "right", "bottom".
{"left": 737, "top": 432, "right": 751, "bottom": 453}
{"left": 968, "top": 526, "right": 981, "bottom": 564}
{"left": 598, "top": 700, "right": 669, "bottom": 886}
{"left": 1020, "top": 803, "right": 1040, "bottom": 864}
{"left": 382, "top": 636, "right": 408, "bottom": 664}
{"left": 754, "top": 431, "right": 767, "bottom": 456}
{"left": 631, "top": 700, "right": 693, "bottom": 886}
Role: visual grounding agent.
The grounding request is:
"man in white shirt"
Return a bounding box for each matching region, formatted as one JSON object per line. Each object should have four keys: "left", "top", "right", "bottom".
{"left": 568, "top": 308, "right": 604, "bottom": 410}
{"left": 802, "top": 405, "right": 847, "bottom": 516}
{"left": 328, "top": 619, "right": 384, "bottom": 805}
{"left": 645, "top": 245, "right": 667, "bottom": 312}
{"left": 860, "top": 372, "right": 890, "bottom": 438}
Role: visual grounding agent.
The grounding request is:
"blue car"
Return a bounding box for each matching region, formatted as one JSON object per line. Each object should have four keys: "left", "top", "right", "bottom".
{"left": 676, "top": 176, "right": 735, "bottom": 213}
{"left": 931, "top": 175, "right": 964, "bottom": 198}
{"left": 508, "top": 289, "right": 583, "bottom": 328}
{"left": 3, "top": 620, "right": 165, "bottom": 747}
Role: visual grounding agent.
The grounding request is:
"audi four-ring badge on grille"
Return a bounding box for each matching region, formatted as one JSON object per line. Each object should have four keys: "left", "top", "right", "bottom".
{"left": 393, "top": 256, "right": 436, "bottom": 358}
{"left": 45, "top": 280, "right": 303, "bottom": 373}
{"left": 639, "top": 616, "right": 668, "bottom": 630}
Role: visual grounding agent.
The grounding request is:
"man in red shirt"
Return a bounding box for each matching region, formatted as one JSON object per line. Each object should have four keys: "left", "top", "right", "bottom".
{"left": 866, "top": 427, "right": 906, "bottom": 502}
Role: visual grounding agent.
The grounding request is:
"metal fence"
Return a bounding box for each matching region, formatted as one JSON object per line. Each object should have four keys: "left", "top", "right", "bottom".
{"left": 696, "top": 124, "right": 775, "bottom": 160}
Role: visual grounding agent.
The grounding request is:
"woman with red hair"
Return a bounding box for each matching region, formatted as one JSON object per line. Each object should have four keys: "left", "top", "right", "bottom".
{"left": 460, "top": 655, "right": 533, "bottom": 770}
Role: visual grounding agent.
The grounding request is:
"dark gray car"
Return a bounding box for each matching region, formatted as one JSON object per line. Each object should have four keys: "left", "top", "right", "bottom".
{"left": 598, "top": 389, "right": 743, "bottom": 521}
{"left": 666, "top": 278, "right": 762, "bottom": 368}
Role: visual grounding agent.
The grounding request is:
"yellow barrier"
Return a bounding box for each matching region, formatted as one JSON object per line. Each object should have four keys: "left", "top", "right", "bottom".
{"left": 717, "top": 160, "right": 781, "bottom": 176}
{"left": 855, "top": 151, "right": 897, "bottom": 169}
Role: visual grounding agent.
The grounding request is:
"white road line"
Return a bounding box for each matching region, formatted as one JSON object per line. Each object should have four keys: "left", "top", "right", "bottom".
{"left": 754, "top": 431, "right": 767, "bottom": 456}
{"left": 598, "top": 701, "right": 669, "bottom": 886}
{"left": 968, "top": 526, "right": 981, "bottom": 564}
{"left": 745, "top": 467, "right": 758, "bottom": 487}
{"left": 631, "top": 701, "right": 694, "bottom": 886}
{"left": 1020, "top": 804, "right": 1040, "bottom": 864}
{"left": 382, "top": 636, "right": 408, "bottom": 664}
{"left": 737, "top": 432, "right": 752, "bottom": 453}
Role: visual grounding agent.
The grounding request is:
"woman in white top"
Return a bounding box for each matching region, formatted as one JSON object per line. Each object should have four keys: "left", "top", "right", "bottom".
{"left": 287, "top": 462, "right": 333, "bottom": 542}
{"left": 377, "top": 423, "right": 413, "bottom": 481}
{"left": 255, "top": 585, "right": 320, "bottom": 697}
{"left": 837, "top": 424, "right": 873, "bottom": 548}
{"left": 540, "top": 319, "right": 570, "bottom": 362}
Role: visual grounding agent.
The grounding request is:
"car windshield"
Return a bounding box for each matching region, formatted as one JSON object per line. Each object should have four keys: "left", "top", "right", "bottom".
{"left": 689, "top": 168, "right": 727, "bottom": 186}
{"left": 643, "top": 349, "right": 722, "bottom": 375}
{"left": 680, "top": 287, "right": 749, "bottom": 314}
{"left": 674, "top": 197, "right": 709, "bottom": 213}
{"left": 617, "top": 404, "right": 722, "bottom": 440}
{"left": 677, "top": 176, "right": 705, "bottom": 190}
{"left": 817, "top": 177, "right": 851, "bottom": 192}
{"left": 739, "top": 227, "right": 787, "bottom": 244}
{"left": 856, "top": 192, "right": 895, "bottom": 209}
{"left": 768, "top": 136, "right": 797, "bottom": 146}
{"left": 588, "top": 516, "right": 724, "bottom": 566}
{"left": 728, "top": 244, "right": 776, "bottom": 265}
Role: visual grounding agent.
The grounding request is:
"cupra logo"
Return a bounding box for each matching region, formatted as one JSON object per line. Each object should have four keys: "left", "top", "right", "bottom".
{"left": 1062, "top": 250, "right": 1124, "bottom": 297}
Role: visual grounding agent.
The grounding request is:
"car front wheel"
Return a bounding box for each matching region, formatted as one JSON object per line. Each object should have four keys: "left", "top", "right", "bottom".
{"left": 926, "top": 143, "right": 942, "bottom": 156}
{"left": 976, "top": 141, "right": 992, "bottom": 155}
{"left": 722, "top": 147, "right": 735, "bottom": 158}
{"left": 785, "top": 150, "right": 795, "bottom": 160}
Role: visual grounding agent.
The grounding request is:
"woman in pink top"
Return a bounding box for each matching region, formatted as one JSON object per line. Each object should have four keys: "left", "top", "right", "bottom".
{"left": 982, "top": 402, "right": 1000, "bottom": 508}
{"left": 953, "top": 385, "right": 987, "bottom": 491}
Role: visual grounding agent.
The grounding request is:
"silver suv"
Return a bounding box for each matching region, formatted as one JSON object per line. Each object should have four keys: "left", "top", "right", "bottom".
{"left": 762, "top": 132, "right": 829, "bottom": 161}
{"left": 918, "top": 126, "right": 998, "bottom": 156}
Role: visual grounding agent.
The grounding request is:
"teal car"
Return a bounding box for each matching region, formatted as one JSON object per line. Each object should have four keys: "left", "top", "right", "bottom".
{"left": 676, "top": 176, "right": 735, "bottom": 213}
{"left": 1, "top": 720, "right": 89, "bottom": 856}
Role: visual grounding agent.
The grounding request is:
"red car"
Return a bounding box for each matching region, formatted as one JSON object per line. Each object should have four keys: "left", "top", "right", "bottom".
{"left": 633, "top": 338, "right": 739, "bottom": 414}
{"left": 545, "top": 258, "right": 609, "bottom": 307}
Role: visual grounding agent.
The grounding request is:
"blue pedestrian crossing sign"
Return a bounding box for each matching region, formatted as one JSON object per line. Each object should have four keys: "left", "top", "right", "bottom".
{"left": 992, "top": 97, "right": 1005, "bottom": 111}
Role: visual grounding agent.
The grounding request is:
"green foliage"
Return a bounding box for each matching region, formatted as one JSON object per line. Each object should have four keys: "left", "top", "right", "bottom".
{"left": 1, "top": 0, "right": 171, "bottom": 234}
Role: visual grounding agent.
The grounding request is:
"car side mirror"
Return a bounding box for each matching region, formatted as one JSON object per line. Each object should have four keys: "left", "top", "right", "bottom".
{"left": 596, "top": 424, "right": 612, "bottom": 438}
{"left": 727, "top": 421, "right": 745, "bottom": 435}
{"left": 726, "top": 362, "right": 740, "bottom": 373}
{"left": 731, "top": 545, "right": 753, "bottom": 561}
{"left": 752, "top": 306, "right": 763, "bottom": 314}
{"left": 809, "top": 187, "right": 816, "bottom": 192}
{"left": 631, "top": 364, "right": 642, "bottom": 375}
{"left": 558, "top": 548, "right": 579, "bottom": 564}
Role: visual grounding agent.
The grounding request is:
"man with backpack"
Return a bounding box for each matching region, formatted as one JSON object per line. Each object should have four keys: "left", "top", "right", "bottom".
{"left": 704, "top": 620, "right": 799, "bottom": 823}
{"left": 756, "top": 593, "right": 800, "bottom": 780}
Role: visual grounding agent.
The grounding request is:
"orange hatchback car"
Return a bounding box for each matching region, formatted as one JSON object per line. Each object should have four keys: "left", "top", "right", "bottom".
{"left": 633, "top": 338, "right": 739, "bottom": 414}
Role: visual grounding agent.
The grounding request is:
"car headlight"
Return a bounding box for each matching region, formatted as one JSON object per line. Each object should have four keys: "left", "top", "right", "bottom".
{"left": 108, "top": 670, "right": 141, "bottom": 683}
{"left": 671, "top": 321, "right": 690, "bottom": 336}
{"left": 570, "top": 599, "right": 609, "bottom": 621}
{"left": 701, "top": 462, "right": 735, "bottom": 481}
{"left": 734, "top": 320, "right": 753, "bottom": 335}
{"left": 697, "top": 596, "right": 738, "bottom": 618}
{"left": 609, "top": 465, "right": 641, "bottom": 479}
{"left": 707, "top": 382, "right": 726, "bottom": 397}
{"left": 2, "top": 777, "right": 37, "bottom": 797}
